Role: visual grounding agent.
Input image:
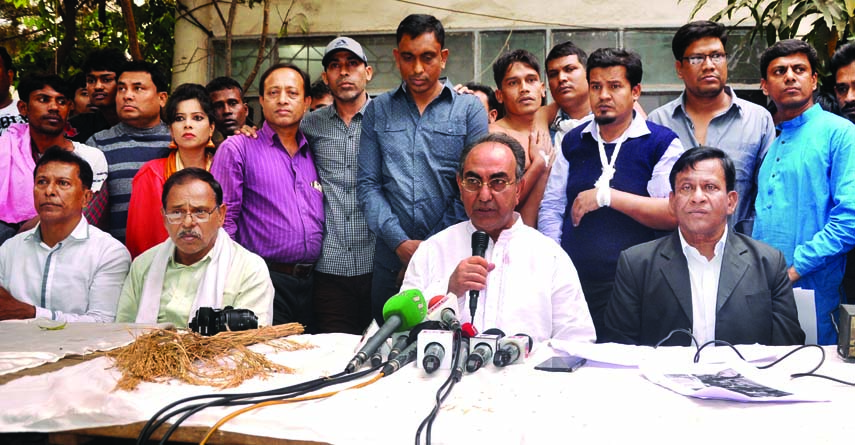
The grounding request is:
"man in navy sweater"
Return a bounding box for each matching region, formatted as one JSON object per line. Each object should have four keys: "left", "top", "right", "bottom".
{"left": 539, "top": 48, "right": 683, "bottom": 338}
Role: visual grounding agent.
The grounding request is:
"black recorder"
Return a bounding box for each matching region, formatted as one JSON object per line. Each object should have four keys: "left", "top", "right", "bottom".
{"left": 838, "top": 304, "right": 855, "bottom": 362}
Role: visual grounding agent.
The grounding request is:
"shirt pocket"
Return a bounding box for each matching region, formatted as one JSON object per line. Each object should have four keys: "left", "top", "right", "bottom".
{"left": 426, "top": 120, "right": 468, "bottom": 170}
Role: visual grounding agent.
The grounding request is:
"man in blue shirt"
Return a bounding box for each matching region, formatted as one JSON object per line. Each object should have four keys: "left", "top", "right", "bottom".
{"left": 754, "top": 39, "right": 855, "bottom": 344}
{"left": 648, "top": 21, "right": 775, "bottom": 235}
{"left": 357, "top": 14, "right": 488, "bottom": 323}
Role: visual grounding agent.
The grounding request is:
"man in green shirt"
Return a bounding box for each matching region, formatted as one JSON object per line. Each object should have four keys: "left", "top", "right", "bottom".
{"left": 116, "top": 168, "right": 273, "bottom": 327}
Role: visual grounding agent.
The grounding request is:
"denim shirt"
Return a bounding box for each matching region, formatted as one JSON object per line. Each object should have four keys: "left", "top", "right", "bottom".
{"left": 357, "top": 79, "right": 489, "bottom": 261}
{"left": 648, "top": 87, "right": 775, "bottom": 234}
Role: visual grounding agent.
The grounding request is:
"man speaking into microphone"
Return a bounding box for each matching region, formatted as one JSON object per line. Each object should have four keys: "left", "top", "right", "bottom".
{"left": 402, "top": 133, "right": 595, "bottom": 343}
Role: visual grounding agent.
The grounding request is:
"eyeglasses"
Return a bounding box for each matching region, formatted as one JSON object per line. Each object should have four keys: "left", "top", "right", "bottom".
{"left": 460, "top": 177, "right": 516, "bottom": 193}
{"left": 163, "top": 207, "right": 219, "bottom": 224}
{"left": 682, "top": 53, "right": 727, "bottom": 65}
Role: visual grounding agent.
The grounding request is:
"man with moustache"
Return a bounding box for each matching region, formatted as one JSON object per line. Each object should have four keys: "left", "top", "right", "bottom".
{"left": 212, "top": 63, "right": 323, "bottom": 330}
{"left": 541, "top": 41, "right": 593, "bottom": 146}
{"left": 539, "top": 48, "right": 683, "bottom": 338}
{"left": 603, "top": 146, "right": 804, "bottom": 346}
{"left": 86, "top": 61, "right": 172, "bottom": 242}
{"left": 402, "top": 133, "right": 595, "bottom": 343}
{"left": 301, "top": 37, "right": 376, "bottom": 334}
{"left": 649, "top": 21, "right": 775, "bottom": 235}
{"left": 205, "top": 76, "right": 252, "bottom": 144}
{"left": 0, "top": 74, "right": 108, "bottom": 245}
{"left": 753, "top": 40, "right": 855, "bottom": 344}
{"left": 489, "top": 49, "right": 554, "bottom": 227}
{"left": 117, "top": 168, "right": 273, "bottom": 327}
{"left": 357, "top": 14, "right": 488, "bottom": 323}
{"left": 0, "top": 147, "right": 129, "bottom": 322}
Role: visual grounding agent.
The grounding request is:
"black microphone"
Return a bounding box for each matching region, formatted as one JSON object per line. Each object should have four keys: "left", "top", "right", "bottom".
{"left": 466, "top": 328, "right": 505, "bottom": 373}
{"left": 422, "top": 341, "right": 446, "bottom": 374}
{"left": 382, "top": 342, "right": 418, "bottom": 376}
{"left": 470, "top": 230, "right": 489, "bottom": 320}
{"left": 387, "top": 334, "right": 410, "bottom": 361}
{"left": 452, "top": 337, "right": 470, "bottom": 381}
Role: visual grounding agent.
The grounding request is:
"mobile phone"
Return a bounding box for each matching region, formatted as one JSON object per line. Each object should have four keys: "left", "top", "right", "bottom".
{"left": 534, "top": 355, "right": 587, "bottom": 372}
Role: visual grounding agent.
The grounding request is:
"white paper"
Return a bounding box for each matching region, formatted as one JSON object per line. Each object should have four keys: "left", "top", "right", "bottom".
{"left": 640, "top": 359, "right": 828, "bottom": 403}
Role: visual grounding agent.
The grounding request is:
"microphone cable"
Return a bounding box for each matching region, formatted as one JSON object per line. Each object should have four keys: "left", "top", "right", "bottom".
{"left": 137, "top": 364, "right": 383, "bottom": 444}
{"left": 654, "top": 329, "right": 855, "bottom": 385}
{"left": 415, "top": 328, "right": 464, "bottom": 445}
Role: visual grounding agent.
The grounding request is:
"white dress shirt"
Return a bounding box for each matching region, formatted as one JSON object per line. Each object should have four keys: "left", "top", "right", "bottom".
{"left": 678, "top": 226, "right": 728, "bottom": 345}
{"left": 0, "top": 217, "right": 130, "bottom": 322}
{"left": 402, "top": 214, "right": 596, "bottom": 343}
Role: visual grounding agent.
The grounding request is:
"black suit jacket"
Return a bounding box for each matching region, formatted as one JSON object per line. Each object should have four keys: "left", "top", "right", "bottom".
{"left": 602, "top": 231, "right": 805, "bottom": 346}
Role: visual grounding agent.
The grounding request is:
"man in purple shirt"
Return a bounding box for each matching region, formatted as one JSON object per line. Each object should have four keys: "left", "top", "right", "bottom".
{"left": 211, "top": 63, "right": 323, "bottom": 331}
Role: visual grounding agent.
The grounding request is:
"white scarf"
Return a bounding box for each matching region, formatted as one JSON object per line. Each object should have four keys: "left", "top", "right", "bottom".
{"left": 135, "top": 228, "right": 234, "bottom": 324}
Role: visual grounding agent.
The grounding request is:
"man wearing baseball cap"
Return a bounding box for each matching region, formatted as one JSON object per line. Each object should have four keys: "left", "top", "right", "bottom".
{"left": 300, "top": 36, "right": 376, "bottom": 334}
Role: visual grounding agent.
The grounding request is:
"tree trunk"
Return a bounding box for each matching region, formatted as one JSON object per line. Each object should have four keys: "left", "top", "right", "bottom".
{"left": 225, "top": 0, "right": 239, "bottom": 77}
{"left": 119, "top": 0, "right": 142, "bottom": 60}
{"left": 242, "top": 0, "right": 270, "bottom": 92}
{"left": 55, "top": 0, "right": 78, "bottom": 73}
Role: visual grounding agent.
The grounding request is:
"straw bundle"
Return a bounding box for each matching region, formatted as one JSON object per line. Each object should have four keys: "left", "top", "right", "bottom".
{"left": 108, "top": 323, "right": 309, "bottom": 391}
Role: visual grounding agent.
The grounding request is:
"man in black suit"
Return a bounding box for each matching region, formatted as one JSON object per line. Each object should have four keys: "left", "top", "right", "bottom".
{"left": 602, "top": 146, "right": 804, "bottom": 346}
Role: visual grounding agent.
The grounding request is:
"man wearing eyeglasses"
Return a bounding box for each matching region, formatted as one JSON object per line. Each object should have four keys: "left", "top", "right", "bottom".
{"left": 401, "top": 133, "right": 595, "bottom": 343}
{"left": 648, "top": 21, "right": 774, "bottom": 235}
{"left": 116, "top": 168, "right": 273, "bottom": 327}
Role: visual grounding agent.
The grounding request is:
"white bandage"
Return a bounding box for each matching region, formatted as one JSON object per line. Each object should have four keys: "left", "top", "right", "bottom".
{"left": 596, "top": 186, "right": 611, "bottom": 207}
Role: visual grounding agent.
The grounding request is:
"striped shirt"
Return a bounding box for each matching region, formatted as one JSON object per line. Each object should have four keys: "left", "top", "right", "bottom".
{"left": 211, "top": 123, "right": 324, "bottom": 263}
{"left": 86, "top": 122, "right": 171, "bottom": 243}
{"left": 301, "top": 101, "right": 375, "bottom": 276}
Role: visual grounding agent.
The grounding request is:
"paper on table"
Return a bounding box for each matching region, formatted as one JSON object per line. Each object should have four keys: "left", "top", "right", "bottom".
{"left": 793, "top": 287, "right": 817, "bottom": 345}
{"left": 640, "top": 359, "right": 829, "bottom": 403}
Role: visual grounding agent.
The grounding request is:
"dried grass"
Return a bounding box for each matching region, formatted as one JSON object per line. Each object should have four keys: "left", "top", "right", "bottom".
{"left": 108, "top": 323, "right": 310, "bottom": 391}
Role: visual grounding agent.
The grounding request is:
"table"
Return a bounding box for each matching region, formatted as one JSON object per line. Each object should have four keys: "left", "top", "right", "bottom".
{"left": 1, "top": 324, "right": 853, "bottom": 445}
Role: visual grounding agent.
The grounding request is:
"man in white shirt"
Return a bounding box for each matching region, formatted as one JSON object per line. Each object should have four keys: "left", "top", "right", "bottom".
{"left": 602, "top": 146, "right": 804, "bottom": 346}
{"left": 0, "top": 147, "right": 130, "bottom": 322}
{"left": 402, "top": 133, "right": 596, "bottom": 343}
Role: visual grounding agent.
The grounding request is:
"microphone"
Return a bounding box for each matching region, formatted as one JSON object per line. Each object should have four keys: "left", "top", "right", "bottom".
{"left": 387, "top": 334, "right": 410, "bottom": 361}
{"left": 466, "top": 328, "right": 505, "bottom": 373}
{"left": 493, "top": 333, "right": 533, "bottom": 367}
{"left": 452, "top": 337, "right": 470, "bottom": 381}
{"left": 422, "top": 341, "right": 446, "bottom": 374}
{"left": 470, "top": 231, "right": 489, "bottom": 321}
{"left": 345, "top": 289, "right": 427, "bottom": 373}
{"left": 427, "top": 294, "right": 462, "bottom": 331}
{"left": 382, "top": 341, "right": 418, "bottom": 376}
{"left": 370, "top": 341, "right": 390, "bottom": 367}
{"left": 461, "top": 322, "right": 478, "bottom": 338}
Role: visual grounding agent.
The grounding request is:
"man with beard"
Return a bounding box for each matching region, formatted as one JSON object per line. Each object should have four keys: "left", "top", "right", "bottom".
{"left": 301, "top": 37, "right": 376, "bottom": 334}
{"left": 649, "top": 21, "right": 775, "bottom": 235}
{"left": 0, "top": 74, "right": 108, "bottom": 245}
{"left": 117, "top": 168, "right": 273, "bottom": 327}
{"left": 539, "top": 48, "right": 683, "bottom": 338}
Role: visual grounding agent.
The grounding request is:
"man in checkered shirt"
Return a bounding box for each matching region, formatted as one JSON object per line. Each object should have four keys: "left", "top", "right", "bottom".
{"left": 301, "top": 37, "right": 376, "bottom": 334}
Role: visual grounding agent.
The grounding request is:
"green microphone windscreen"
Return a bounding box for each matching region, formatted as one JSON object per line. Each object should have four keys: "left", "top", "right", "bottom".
{"left": 382, "top": 288, "right": 427, "bottom": 330}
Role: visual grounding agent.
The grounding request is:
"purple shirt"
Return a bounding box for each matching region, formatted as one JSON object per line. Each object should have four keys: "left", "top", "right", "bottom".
{"left": 211, "top": 122, "right": 324, "bottom": 263}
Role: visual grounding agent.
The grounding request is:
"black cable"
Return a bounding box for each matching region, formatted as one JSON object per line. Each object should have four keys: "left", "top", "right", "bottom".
{"left": 415, "top": 330, "right": 462, "bottom": 445}
{"left": 692, "top": 340, "right": 746, "bottom": 363}
{"left": 654, "top": 328, "right": 699, "bottom": 348}
{"left": 139, "top": 366, "right": 381, "bottom": 444}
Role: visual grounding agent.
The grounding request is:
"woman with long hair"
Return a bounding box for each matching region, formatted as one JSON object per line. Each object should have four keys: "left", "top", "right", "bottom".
{"left": 126, "top": 83, "right": 216, "bottom": 258}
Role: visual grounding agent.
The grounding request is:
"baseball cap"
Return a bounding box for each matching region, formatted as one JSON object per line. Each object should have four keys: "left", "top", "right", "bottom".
{"left": 322, "top": 37, "right": 368, "bottom": 68}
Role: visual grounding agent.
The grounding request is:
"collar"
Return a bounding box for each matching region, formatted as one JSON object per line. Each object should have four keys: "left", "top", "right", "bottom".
{"left": 326, "top": 94, "right": 372, "bottom": 121}
{"left": 778, "top": 103, "right": 822, "bottom": 130}
{"left": 672, "top": 86, "right": 741, "bottom": 119}
{"left": 394, "top": 78, "right": 454, "bottom": 101}
{"left": 258, "top": 122, "right": 310, "bottom": 154}
{"left": 464, "top": 212, "right": 524, "bottom": 242}
{"left": 116, "top": 121, "right": 168, "bottom": 135}
{"left": 678, "top": 224, "right": 728, "bottom": 261}
{"left": 26, "top": 216, "right": 90, "bottom": 244}
{"left": 167, "top": 237, "right": 217, "bottom": 267}
{"left": 580, "top": 111, "right": 650, "bottom": 143}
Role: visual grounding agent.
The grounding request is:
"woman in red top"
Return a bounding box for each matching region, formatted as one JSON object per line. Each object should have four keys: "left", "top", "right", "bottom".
{"left": 126, "top": 83, "right": 216, "bottom": 258}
